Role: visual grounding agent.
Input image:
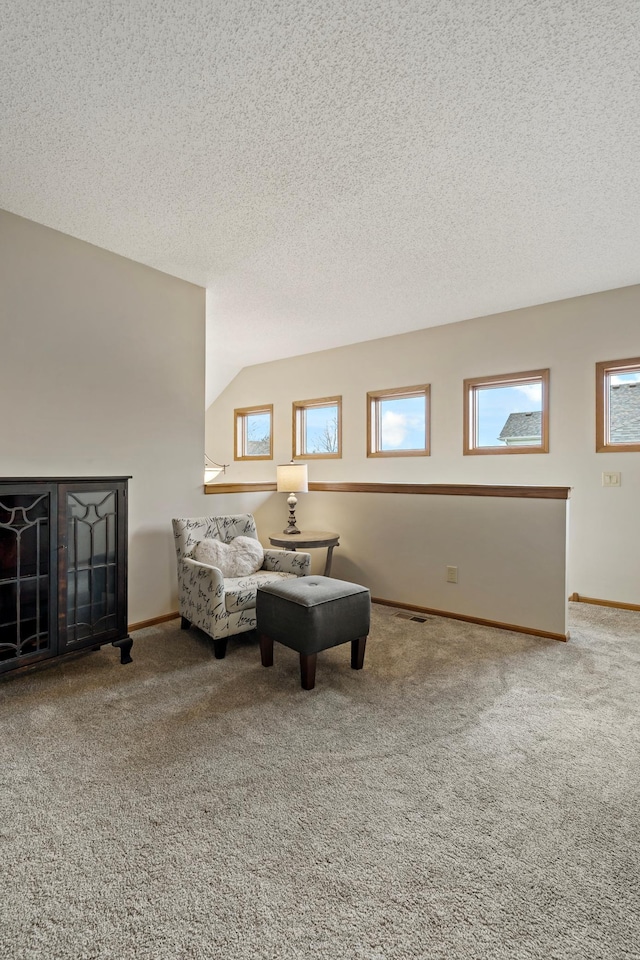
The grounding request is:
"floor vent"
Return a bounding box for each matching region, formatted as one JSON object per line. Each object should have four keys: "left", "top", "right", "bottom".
{"left": 394, "top": 613, "right": 430, "bottom": 623}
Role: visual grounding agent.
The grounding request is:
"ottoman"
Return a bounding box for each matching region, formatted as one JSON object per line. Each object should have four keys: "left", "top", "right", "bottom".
{"left": 256, "top": 576, "right": 371, "bottom": 690}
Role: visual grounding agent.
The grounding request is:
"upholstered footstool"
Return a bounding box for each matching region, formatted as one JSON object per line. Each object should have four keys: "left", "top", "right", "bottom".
{"left": 256, "top": 576, "right": 371, "bottom": 690}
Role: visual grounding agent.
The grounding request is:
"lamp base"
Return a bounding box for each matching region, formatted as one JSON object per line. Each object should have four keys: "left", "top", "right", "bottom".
{"left": 284, "top": 493, "right": 300, "bottom": 535}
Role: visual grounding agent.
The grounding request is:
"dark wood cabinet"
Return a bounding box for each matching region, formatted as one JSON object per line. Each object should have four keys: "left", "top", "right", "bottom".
{"left": 0, "top": 477, "right": 133, "bottom": 676}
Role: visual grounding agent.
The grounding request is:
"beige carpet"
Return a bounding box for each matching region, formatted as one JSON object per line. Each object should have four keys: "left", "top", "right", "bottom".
{"left": 1, "top": 602, "right": 639, "bottom": 960}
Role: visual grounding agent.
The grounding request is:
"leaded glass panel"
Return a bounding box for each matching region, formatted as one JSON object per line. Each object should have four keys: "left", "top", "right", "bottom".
{"left": 66, "top": 490, "right": 118, "bottom": 645}
{"left": 0, "top": 492, "right": 51, "bottom": 662}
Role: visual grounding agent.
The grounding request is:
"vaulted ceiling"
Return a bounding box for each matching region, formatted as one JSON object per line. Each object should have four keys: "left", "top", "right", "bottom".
{"left": 2, "top": 1, "right": 639, "bottom": 399}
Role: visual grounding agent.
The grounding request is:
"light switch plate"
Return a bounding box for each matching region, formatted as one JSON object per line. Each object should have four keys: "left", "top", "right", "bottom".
{"left": 602, "top": 472, "right": 621, "bottom": 487}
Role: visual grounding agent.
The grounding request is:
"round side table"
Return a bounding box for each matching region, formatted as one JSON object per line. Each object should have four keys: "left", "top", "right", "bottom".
{"left": 268, "top": 531, "right": 340, "bottom": 577}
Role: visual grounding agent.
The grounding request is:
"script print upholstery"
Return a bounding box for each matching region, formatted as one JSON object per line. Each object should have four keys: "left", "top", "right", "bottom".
{"left": 172, "top": 514, "right": 310, "bottom": 652}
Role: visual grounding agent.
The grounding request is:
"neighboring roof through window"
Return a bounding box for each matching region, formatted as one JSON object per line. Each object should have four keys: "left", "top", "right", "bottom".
{"left": 609, "top": 382, "right": 640, "bottom": 443}
{"left": 498, "top": 411, "right": 542, "bottom": 445}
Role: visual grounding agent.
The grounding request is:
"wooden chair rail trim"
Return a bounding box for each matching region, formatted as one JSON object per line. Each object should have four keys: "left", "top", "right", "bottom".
{"left": 206, "top": 480, "right": 571, "bottom": 499}
{"left": 206, "top": 481, "right": 277, "bottom": 493}
{"left": 373, "top": 597, "right": 569, "bottom": 642}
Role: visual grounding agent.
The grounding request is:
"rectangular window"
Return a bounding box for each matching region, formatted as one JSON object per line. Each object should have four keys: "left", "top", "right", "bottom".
{"left": 293, "top": 396, "right": 342, "bottom": 459}
{"left": 596, "top": 357, "right": 640, "bottom": 452}
{"left": 234, "top": 404, "right": 273, "bottom": 460}
{"left": 464, "top": 369, "right": 549, "bottom": 455}
{"left": 367, "top": 385, "right": 430, "bottom": 457}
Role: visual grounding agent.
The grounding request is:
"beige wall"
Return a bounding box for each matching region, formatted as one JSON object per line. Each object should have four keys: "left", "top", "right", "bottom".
{"left": 0, "top": 210, "right": 209, "bottom": 622}
{"left": 206, "top": 284, "right": 640, "bottom": 607}
{"left": 202, "top": 488, "right": 569, "bottom": 636}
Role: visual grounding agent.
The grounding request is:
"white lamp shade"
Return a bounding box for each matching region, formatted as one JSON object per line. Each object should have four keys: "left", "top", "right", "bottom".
{"left": 276, "top": 462, "right": 308, "bottom": 493}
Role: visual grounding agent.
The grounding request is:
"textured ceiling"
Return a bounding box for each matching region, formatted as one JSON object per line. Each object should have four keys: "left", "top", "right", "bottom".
{"left": 1, "top": 1, "right": 639, "bottom": 399}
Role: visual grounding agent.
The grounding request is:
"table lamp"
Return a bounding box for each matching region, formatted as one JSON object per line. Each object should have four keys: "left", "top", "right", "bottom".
{"left": 276, "top": 461, "right": 308, "bottom": 534}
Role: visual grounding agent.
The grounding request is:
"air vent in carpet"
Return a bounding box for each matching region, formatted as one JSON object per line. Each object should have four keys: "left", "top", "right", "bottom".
{"left": 394, "top": 612, "right": 430, "bottom": 623}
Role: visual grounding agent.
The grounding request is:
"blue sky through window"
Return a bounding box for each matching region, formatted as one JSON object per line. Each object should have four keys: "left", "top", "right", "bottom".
{"left": 379, "top": 395, "right": 426, "bottom": 450}
{"left": 610, "top": 371, "right": 640, "bottom": 385}
{"left": 305, "top": 404, "right": 339, "bottom": 453}
{"left": 245, "top": 411, "right": 271, "bottom": 455}
{"left": 476, "top": 383, "right": 542, "bottom": 447}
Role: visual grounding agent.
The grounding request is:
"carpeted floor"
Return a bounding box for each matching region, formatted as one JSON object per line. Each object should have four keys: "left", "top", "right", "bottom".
{"left": 1, "top": 602, "right": 639, "bottom": 960}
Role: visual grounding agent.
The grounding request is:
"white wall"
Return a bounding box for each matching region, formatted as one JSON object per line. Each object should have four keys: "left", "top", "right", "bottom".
{"left": 206, "top": 283, "right": 640, "bottom": 606}
{"left": 0, "top": 210, "right": 209, "bottom": 622}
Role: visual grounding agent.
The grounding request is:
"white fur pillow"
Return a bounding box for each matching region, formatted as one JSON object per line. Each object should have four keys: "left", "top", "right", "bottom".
{"left": 193, "top": 536, "right": 264, "bottom": 577}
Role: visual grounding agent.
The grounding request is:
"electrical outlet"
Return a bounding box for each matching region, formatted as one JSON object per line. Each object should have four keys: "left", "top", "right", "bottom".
{"left": 446, "top": 565, "right": 458, "bottom": 583}
{"left": 602, "top": 472, "right": 621, "bottom": 487}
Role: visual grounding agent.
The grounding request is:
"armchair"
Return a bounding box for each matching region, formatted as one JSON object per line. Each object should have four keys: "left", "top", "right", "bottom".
{"left": 172, "top": 514, "right": 310, "bottom": 659}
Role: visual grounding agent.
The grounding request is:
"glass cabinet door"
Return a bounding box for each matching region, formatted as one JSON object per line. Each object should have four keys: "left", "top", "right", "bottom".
{"left": 0, "top": 486, "right": 56, "bottom": 672}
{"left": 59, "top": 484, "right": 125, "bottom": 652}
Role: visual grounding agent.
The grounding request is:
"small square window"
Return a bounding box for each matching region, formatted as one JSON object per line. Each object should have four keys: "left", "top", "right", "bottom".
{"left": 234, "top": 405, "right": 273, "bottom": 460}
{"left": 293, "top": 397, "right": 342, "bottom": 459}
{"left": 464, "top": 369, "right": 549, "bottom": 455}
{"left": 367, "top": 385, "right": 430, "bottom": 457}
{"left": 596, "top": 357, "right": 640, "bottom": 452}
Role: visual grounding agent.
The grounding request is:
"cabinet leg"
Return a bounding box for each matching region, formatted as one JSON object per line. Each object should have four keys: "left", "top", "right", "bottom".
{"left": 112, "top": 637, "right": 133, "bottom": 665}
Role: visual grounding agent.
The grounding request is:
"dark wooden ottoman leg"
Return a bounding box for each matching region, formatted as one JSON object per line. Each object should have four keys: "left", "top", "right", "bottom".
{"left": 259, "top": 633, "right": 274, "bottom": 667}
{"left": 300, "top": 653, "right": 317, "bottom": 690}
{"left": 351, "top": 636, "right": 367, "bottom": 670}
{"left": 181, "top": 616, "right": 191, "bottom": 630}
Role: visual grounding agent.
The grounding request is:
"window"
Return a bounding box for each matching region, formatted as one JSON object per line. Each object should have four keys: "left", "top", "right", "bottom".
{"left": 367, "top": 384, "right": 430, "bottom": 457}
{"left": 234, "top": 404, "right": 273, "bottom": 460}
{"left": 596, "top": 357, "right": 640, "bottom": 452}
{"left": 293, "top": 396, "right": 342, "bottom": 459}
{"left": 463, "top": 369, "right": 549, "bottom": 455}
